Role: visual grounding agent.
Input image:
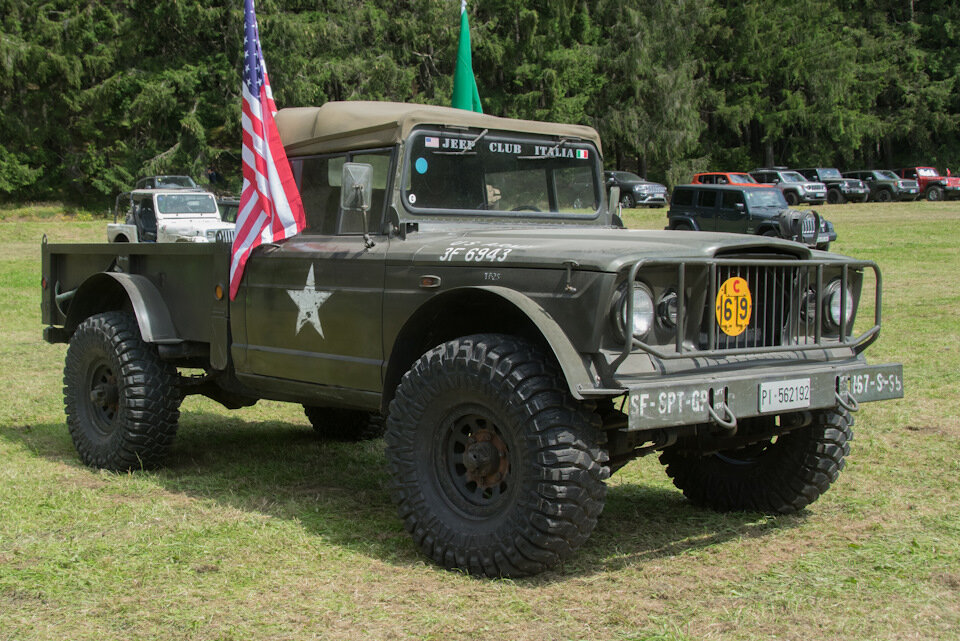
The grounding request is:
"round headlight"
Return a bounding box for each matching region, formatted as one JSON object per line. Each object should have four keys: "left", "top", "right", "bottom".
{"left": 618, "top": 282, "right": 655, "bottom": 339}
{"left": 657, "top": 290, "right": 679, "bottom": 328}
{"left": 825, "top": 279, "right": 854, "bottom": 328}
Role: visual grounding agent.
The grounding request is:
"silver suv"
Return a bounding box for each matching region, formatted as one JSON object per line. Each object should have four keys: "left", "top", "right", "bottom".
{"left": 750, "top": 167, "right": 827, "bottom": 206}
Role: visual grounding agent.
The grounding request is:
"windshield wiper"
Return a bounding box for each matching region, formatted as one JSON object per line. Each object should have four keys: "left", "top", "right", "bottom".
{"left": 518, "top": 137, "right": 571, "bottom": 160}
{"left": 433, "top": 128, "right": 488, "bottom": 156}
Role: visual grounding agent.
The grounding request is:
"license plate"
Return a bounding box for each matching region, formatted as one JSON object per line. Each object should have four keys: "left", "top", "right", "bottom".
{"left": 759, "top": 378, "right": 811, "bottom": 413}
{"left": 909, "top": 189, "right": 917, "bottom": 193}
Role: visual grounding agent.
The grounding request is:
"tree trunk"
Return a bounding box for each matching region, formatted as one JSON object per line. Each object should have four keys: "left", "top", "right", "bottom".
{"left": 764, "top": 142, "right": 775, "bottom": 168}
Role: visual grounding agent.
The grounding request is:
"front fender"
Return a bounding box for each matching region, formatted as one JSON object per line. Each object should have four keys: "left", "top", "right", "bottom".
{"left": 473, "top": 286, "right": 598, "bottom": 400}
{"left": 65, "top": 272, "right": 180, "bottom": 344}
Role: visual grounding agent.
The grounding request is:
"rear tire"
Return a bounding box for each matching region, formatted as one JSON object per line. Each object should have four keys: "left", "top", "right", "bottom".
{"left": 659, "top": 408, "right": 853, "bottom": 514}
{"left": 385, "top": 334, "right": 609, "bottom": 577}
{"left": 302, "top": 406, "right": 385, "bottom": 441}
{"left": 64, "top": 311, "right": 181, "bottom": 470}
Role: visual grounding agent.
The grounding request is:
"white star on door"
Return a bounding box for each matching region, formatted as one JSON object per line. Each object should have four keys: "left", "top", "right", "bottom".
{"left": 287, "top": 265, "right": 333, "bottom": 337}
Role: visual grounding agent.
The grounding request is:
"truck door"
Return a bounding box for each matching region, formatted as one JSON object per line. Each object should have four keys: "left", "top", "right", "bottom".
{"left": 696, "top": 188, "right": 720, "bottom": 231}
{"left": 233, "top": 149, "right": 393, "bottom": 394}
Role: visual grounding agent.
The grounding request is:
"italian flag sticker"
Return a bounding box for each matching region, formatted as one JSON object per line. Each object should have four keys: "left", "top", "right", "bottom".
{"left": 576, "top": 149, "right": 589, "bottom": 159}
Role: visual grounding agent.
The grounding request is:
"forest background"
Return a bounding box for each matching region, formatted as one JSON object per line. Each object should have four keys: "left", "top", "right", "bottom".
{"left": 1, "top": 0, "right": 958, "bottom": 206}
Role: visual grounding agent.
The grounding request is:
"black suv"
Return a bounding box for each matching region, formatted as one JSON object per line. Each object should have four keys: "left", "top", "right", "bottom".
{"left": 667, "top": 184, "right": 837, "bottom": 250}
{"left": 797, "top": 168, "right": 869, "bottom": 204}
{"left": 604, "top": 171, "right": 668, "bottom": 208}
{"left": 749, "top": 168, "right": 827, "bottom": 205}
{"left": 842, "top": 170, "right": 920, "bottom": 202}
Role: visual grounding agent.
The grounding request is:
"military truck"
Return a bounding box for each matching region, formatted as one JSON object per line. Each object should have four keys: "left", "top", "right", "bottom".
{"left": 42, "top": 101, "right": 903, "bottom": 578}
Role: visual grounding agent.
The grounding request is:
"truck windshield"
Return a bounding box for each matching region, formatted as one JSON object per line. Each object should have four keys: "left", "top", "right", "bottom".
{"left": 745, "top": 190, "right": 788, "bottom": 208}
{"left": 877, "top": 170, "right": 899, "bottom": 180}
{"left": 819, "top": 168, "right": 843, "bottom": 179}
{"left": 403, "top": 129, "right": 600, "bottom": 219}
{"left": 155, "top": 193, "right": 219, "bottom": 215}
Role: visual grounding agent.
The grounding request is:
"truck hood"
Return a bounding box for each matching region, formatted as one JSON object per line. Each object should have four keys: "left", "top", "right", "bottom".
{"left": 392, "top": 226, "right": 812, "bottom": 272}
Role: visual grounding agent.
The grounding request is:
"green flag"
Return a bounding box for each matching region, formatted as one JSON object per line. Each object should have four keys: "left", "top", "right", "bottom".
{"left": 451, "top": 0, "right": 482, "bottom": 113}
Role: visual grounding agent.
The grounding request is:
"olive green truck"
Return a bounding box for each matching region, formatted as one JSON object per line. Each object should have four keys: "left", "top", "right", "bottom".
{"left": 42, "top": 102, "right": 903, "bottom": 577}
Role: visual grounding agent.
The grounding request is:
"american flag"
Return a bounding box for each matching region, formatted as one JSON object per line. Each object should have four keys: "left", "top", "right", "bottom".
{"left": 230, "top": 0, "right": 306, "bottom": 299}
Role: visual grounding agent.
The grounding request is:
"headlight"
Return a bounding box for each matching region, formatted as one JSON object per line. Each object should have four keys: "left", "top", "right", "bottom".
{"left": 614, "top": 282, "right": 655, "bottom": 340}
{"left": 824, "top": 279, "right": 854, "bottom": 328}
{"left": 657, "top": 290, "right": 679, "bottom": 328}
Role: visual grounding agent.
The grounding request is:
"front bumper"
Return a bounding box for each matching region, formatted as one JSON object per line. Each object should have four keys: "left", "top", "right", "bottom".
{"left": 624, "top": 361, "right": 903, "bottom": 431}
{"left": 841, "top": 187, "right": 869, "bottom": 201}
{"left": 800, "top": 190, "right": 827, "bottom": 203}
{"left": 636, "top": 193, "right": 668, "bottom": 206}
{"left": 894, "top": 188, "right": 919, "bottom": 200}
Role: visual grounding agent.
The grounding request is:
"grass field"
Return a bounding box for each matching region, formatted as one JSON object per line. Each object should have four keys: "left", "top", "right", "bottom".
{"left": 1, "top": 201, "right": 958, "bottom": 640}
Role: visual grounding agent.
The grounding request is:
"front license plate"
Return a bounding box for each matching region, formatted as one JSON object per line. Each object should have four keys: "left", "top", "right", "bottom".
{"left": 759, "top": 378, "right": 811, "bottom": 413}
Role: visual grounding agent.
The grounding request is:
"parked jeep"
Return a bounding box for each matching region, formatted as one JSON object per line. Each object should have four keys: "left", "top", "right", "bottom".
{"left": 604, "top": 171, "right": 668, "bottom": 208}
{"left": 895, "top": 166, "right": 960, "bottom": 201}
{"left": 107, "top": 188, "right": 235, "bottom": 243}
{"left": 749, "top": 168, "right": 827, "bottom": 206}
{"left": 43, "top": 101, "right": 901, "bottom": 578}
{"left": 841, "top": 170, "right": 919, "bottom": 202}
{"left": 796, "top": 168, "right": 869, "bottom": 204}
{"left": 668, "top": 184, "right": 837, "bottom": 250}
{"left": 691, "top": 172, "right": 770, "bottom": 187}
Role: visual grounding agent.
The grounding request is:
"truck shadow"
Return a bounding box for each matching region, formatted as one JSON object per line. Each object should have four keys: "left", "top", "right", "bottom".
{"left": 2, "top": 412, "right": 804, "bottom": 580}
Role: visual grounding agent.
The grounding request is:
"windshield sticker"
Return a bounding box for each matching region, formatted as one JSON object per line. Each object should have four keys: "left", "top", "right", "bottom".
{"left": 415, "top": 157, "right": 428, "bottom": 174}
{"left": 425, "top": 136, "right": 439, "bottom": 148}
{"left": 287, "top": 265, "right": 333, "bottom": 338}
{"left": 715, "top": 276, "right": 752, "bottom": 337}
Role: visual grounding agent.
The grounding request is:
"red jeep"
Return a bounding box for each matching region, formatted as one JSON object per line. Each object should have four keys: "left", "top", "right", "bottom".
{"left": 896, "top": 167, "right": 960, "bottom": 201}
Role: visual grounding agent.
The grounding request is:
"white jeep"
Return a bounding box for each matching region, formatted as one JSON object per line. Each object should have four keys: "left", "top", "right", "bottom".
{"left": 107, "top": 189, "right": 236, "bottom": 243}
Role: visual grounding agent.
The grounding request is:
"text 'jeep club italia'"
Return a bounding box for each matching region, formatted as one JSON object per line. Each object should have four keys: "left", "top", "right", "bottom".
{"left": 41, "top": 102, "right": 903, "bottom": 577}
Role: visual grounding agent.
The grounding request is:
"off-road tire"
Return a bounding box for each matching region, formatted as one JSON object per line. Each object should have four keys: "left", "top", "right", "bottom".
{"left": 873, "top": 188, "right": 892, "bottom": 203}
{"left": 816, "top": 242, "right": 831, "bottom": 251}
{"left": 659, "top": 408, "right": 853, "bottom": 514}
{"left": 302, "top": 406, "right": 385, "bottom": 441}
{"left": 620, "top": 192, "right": 636, "bottom": 209}
{"left": 826, "top": 188, "right": 845, "bottom": 205}
{"left": 385, "top": 334, "right": 609, "bottom": 577}
{"left": 762, "top": 229, "right": 780, "bottom": 238}
{"left": 926, "top": 186, "right": 944, "bottom": 202}
{"left": 673, "top": 223, "right": 693, "bottom": 231}
{"left": 784, "top": 191, "right": 800, "bottom": 206}
{"left": 64, "top": 311, "right": 181, "bottom": 471}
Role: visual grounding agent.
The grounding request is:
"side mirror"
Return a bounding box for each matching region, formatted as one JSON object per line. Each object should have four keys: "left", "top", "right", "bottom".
{"left": 735, "top": 202, "right": 745, "bottom": 212}
{"left": 608, "top": 186, "right": 621, "bottom": 217}
{"left": 606, "top": 176, "right": 616, "bottom": 185}
{"left": 340, "top": 162, "right": 373, "bottom": 212}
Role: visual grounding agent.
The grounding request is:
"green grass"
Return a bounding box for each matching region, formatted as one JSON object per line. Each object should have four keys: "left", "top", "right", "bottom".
{"left": 1, "top": 202, "right": 958, "bottom": 640}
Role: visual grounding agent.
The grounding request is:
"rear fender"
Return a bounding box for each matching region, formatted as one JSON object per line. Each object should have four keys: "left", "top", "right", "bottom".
{"left": 65, "top": 272, "right": 180, "bottom": 344}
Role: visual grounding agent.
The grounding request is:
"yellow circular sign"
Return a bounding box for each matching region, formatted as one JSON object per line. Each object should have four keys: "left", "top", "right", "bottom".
{"left": 715, "top": 276, "right": 752, "bottom": 336}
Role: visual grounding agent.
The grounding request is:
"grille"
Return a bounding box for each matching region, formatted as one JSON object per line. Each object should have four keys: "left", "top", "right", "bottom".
{"left": 215, "top": 229, "right": 236, "bottom": 243}
{"left": 703, "top": 263, "right": 817, "bottom": 351}
{"left": 610, "top": 256, "right": 883, "bottom": 369}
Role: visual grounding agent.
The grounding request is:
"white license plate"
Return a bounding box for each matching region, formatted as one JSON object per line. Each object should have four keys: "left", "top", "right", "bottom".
{"left": 759, "top": 378, "right": 811, "bottom": 413}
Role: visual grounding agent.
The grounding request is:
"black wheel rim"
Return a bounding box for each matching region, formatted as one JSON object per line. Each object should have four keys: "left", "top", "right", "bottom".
{"left": 85, "top": 359, "right": 120, "bottom": 436}
{"left": 435, "top": 406, "right": 517, "bottom": 519}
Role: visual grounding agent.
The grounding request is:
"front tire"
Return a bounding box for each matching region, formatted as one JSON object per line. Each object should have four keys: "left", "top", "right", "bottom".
{"left": 620, "top": 192, "right": 636, "bottom": 209}
{"left": 385, "top": 334, "right": 609, "bottom": 577}
{"left": 826, "top": 188, "right": 845, "bottom": 205}
{"left": 659, "top": 408, "right": 853, "bottom": 514}
{"left": 875, "top": 189, "right": 893, "bottom": 203}
{"left": 784, "top": 191, "right": 800, "bottom": 206}
{"left": 926, "top": 186, "right": 944, "bottom": 201}
{"left": 64, "top": 311, "right": 181, "bottom": 470}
